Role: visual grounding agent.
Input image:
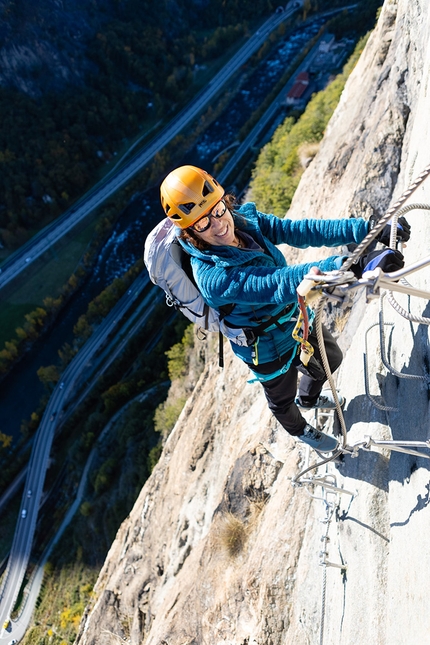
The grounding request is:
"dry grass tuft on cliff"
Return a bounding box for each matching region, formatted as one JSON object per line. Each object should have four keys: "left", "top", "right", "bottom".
{"left": 213, "top": 491, "right": 268, "bottom": 558}
{"left": 246, "top": 488, "right": 270, "bottom": 516}
{"left": 100, "top": 629, "right": 129, "bottom": 644}
{"left": 213, "top": 512, "right": 249, "bottom": 557}
{"left": 298, "top": 141, "right": 320, "bottom": 168}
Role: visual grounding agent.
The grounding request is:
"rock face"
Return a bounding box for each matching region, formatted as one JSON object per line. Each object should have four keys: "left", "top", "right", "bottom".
{"left": 75, "top": 1, "right": 430, "bottom": 643}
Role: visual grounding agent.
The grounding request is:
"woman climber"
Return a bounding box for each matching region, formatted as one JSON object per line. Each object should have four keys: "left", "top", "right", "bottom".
{"left": 159, "top": 165, "right": 410, "bottom": 453}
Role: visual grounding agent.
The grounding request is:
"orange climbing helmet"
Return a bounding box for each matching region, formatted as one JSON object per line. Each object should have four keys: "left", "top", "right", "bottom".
{"left": 160, "top": 165, "right": 224, "bottom": 229}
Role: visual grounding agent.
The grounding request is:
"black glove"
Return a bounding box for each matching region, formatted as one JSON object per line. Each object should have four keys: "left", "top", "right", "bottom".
{"left": 350, "top": 248, "right": 405, "bottom": 278}
{"left": 370, "top": 216, "right": 411, "bottom": 246}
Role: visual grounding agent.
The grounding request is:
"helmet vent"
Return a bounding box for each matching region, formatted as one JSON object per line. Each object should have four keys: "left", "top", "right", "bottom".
{"left": 202, "top": 180, "right": 214, "bottom": 196}
{"left": 178, "top": 202, "right": 195, "bottom": 215}
{"left": 171, "top": 213, "right": 182, "bottom": 220}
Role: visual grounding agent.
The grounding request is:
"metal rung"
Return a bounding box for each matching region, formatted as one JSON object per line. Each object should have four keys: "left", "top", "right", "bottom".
{"left": 342, "top": 436, "right": 430, "bottom": 460}
{"left": 320, "top": 559, "right": 347, "bottom": 571}
{"left": 300, "top": 475, "right": 355, "bottom": 497}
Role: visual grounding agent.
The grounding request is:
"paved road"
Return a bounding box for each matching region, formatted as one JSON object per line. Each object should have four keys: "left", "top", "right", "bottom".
{"left": 0, "top": 272, "right": 153, "bottom": 642}
{"left": 0, "top": 384, "right": 163, "bottom": 645}
{"left": 218, "top": 4, "right": 359, "bottom": 185}
{"left": 0, "top": 2, "right": 301, "bottom": 295}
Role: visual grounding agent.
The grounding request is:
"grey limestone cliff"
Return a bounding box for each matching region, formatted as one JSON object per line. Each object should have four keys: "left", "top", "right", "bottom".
{"left": 75, "top": 1, "right": 430, "bottom": 643}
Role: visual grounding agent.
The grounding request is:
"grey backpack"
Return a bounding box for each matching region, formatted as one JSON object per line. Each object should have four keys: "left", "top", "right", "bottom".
{"left": 144, "top": 218, "right": 248, "bottom": 349}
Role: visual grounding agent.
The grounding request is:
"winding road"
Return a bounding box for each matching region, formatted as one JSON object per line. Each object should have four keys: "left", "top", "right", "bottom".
{"left": 0, "top": 2, "right": 301, "bottom": 295}
{"left": 0, "top": 272, "right": 156, "bottom": 642}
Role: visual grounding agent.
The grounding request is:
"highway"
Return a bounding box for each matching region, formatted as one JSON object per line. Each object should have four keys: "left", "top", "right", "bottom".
{"left": 1, "top": 383, "right": 164, "bottom": 645}
{"left": 0, "top": 272, "right": 154, "bottom": 643}
{"left": 0, "top": 1, "right": 302, "bottom": 294}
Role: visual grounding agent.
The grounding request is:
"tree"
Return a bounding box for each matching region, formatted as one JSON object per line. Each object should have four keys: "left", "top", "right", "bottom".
{"left": 37, "top": 364, "right": 60, "bottom": 391}
{"left": 93, "top": 457, "right": 118, "bottom": 495}
{"left": 80, "top": 501, "right": 93, "bottom": 517}
{"left": 0, "top": 431, "right": 12, "bottom": 449}
{"left": 166, "top": 325, "right": 195, "bottom": 380}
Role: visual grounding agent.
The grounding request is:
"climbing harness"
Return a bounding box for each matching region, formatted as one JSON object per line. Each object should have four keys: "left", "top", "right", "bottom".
{"left": 241, "top": 304, "right": 299, "bottom": 380}
{"left": 247, "top": 349, "right": 297, "bottom": 383}
{"left": 248, "top": 302, "right": 298, "bottom": 353}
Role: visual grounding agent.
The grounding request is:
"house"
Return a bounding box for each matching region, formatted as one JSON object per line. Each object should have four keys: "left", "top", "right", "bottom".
{"left": 286, "top": 71, "right": 310, "bottom": 105}
{"left": 318, "top": 32, "right": 335, "bottom": 53}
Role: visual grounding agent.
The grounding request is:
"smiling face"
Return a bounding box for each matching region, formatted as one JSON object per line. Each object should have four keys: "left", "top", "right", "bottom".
{"left": 191, "top": 201, "right": 236, "bottom": 247}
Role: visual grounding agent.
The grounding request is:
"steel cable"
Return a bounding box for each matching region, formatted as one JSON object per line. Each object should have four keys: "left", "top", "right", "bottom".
{"left": 319, "top": 541, "right": 328, "bottom": 645}
{"left": 292, "top": 296, "right": 345, "bottom": 484}
{"left": 386, "top": 203, "right": 430, "bottom": 325}
{"left": 293, "top": 165, "right": 430, "bottom": 645}
{"left": 342, "top": 163, "right": 430, "bottom": 272}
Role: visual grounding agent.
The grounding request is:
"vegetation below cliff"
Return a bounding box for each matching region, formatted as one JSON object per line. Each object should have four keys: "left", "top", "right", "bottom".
{"left": 71, "top": 1, "right": 430, "bottom": 641}
{"left": 247, "top": 30, "right": 372, "bottom": 215}
{"left": 0, "top": 0, "right": 380, "bottom": 252}
{"left": 1, "top": 2, "right": 386, "bottom": 642}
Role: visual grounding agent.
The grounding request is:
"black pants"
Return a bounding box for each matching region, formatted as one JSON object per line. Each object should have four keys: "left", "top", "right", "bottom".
{"left": 249, "top": 325, "right": 343, "bottom": 437}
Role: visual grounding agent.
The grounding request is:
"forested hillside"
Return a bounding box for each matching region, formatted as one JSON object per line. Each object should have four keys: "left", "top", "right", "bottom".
{"left": 1, "top": 2, "right": 384, "bottom": 643}
{"left": 0, "top": 0, "right": 274, "bottom": 250}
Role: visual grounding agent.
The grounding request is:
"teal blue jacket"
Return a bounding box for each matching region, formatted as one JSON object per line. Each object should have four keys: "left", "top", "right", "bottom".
{"left": 178, "top": 203, "right": 369, "bottom": 365}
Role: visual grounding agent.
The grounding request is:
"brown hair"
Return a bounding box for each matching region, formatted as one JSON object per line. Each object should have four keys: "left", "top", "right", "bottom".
{"left": 179, "top": 193, "right": 238, "bottom": 251}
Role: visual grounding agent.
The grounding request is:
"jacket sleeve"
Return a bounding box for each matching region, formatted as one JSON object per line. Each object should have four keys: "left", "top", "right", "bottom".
{"left": 194, "top": 255, "right": 344, "bottom": 308}
{"left": 255, "top": 210, "right": 369, "bottom": 248}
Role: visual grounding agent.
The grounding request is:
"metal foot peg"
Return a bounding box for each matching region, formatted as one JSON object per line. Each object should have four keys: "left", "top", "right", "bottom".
{"left": 339, "top": 436, "right": 430, "bottom": 460}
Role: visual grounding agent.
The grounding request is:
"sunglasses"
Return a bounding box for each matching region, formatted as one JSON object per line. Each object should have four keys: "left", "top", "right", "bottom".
{"left": 190, "top": 201, "right": 227, "bottom": 233}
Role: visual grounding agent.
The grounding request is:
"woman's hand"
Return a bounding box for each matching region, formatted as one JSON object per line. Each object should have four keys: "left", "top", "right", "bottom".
{"left": 350, "top": 248, "right": 405, "bottom": 277}
{"left": 370, "top": 215, "right": 411, "bottom": 246}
